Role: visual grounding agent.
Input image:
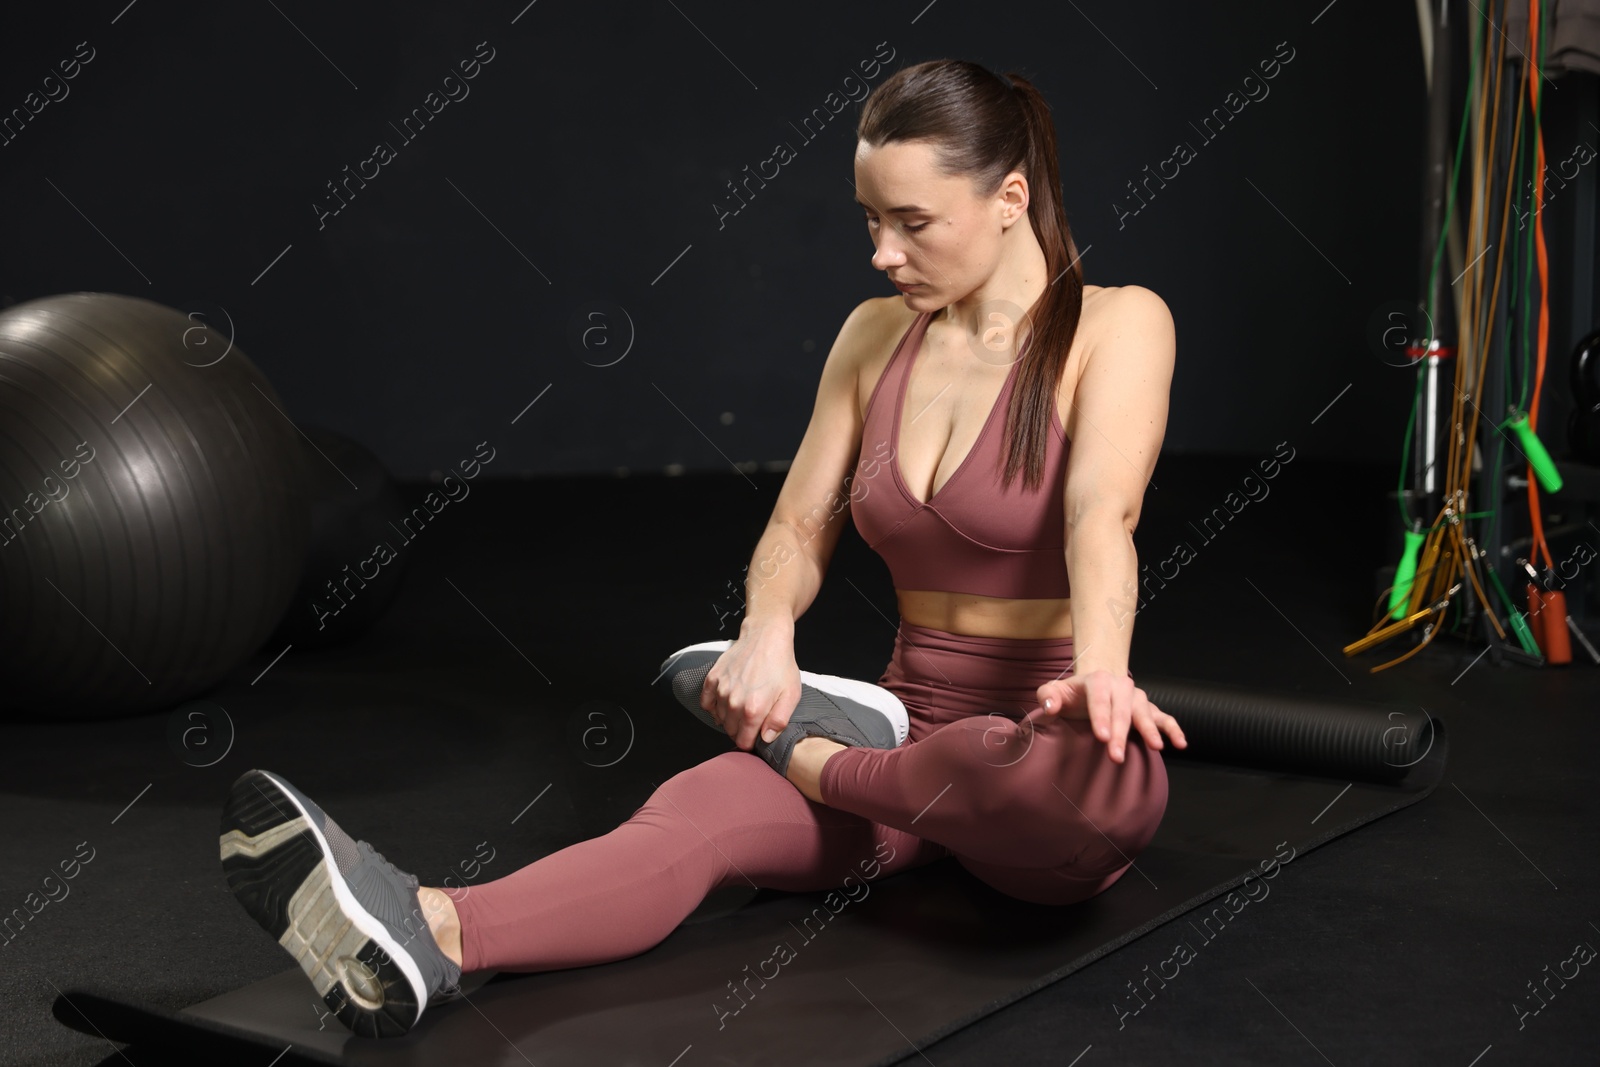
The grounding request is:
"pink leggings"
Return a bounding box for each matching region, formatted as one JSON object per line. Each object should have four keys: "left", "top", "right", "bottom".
{"left": 446, "top": 621, "right": 1168, "bottom": 974}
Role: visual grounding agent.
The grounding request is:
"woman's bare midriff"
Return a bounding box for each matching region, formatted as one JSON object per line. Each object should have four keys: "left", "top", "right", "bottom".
{"left": 895, "top": 589, "right": 1076, "bottom": 639}
{"left": 857, "top": 284, "right": 1109, "bottom": 642}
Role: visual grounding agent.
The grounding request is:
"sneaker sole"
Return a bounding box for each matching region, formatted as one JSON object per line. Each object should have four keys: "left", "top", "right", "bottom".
{"left": 659, "top": 640, "right": 910, "bottom": 745}
{"left": 218, "top": 770, "right": 425, "bottom": 1038}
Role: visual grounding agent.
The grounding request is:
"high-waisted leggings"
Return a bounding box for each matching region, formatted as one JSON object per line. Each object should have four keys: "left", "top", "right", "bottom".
{"left": 445, "top": 621, "right": 1168, "bottom": 974}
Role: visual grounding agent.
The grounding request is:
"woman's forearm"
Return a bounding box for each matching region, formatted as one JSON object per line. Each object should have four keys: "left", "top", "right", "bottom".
{"left": 739, "top": 519, "right": 829, "bottom": 638}
{"left": 1066, "top": 513, "right": 1140, "bottom": 677}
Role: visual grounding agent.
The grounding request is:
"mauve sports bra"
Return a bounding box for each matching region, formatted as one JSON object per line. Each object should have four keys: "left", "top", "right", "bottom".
{"left": 850, "top": 308, "right": 1073, "bottom": 599}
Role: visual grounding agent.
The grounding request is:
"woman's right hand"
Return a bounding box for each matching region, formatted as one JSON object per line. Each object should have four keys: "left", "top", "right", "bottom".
{"left": 701, "top": 624, "right": 802, "bottom": 751}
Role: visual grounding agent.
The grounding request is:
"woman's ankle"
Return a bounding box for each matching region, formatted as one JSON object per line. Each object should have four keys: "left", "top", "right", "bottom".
{"left": 417, "top": 886, "right": 464, "bottom": 969}
{"left": 787, "top": 736, "right": 847, "bottom": 804}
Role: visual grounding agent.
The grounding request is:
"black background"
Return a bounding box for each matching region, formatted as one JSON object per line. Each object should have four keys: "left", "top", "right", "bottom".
{"left": 2, "top": 0, "right": 1425, "bottom": 480}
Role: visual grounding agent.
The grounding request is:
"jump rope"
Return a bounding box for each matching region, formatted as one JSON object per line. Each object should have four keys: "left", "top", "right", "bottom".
{"left": 1346, "top": 0, "right": 1594, "bottom": 671}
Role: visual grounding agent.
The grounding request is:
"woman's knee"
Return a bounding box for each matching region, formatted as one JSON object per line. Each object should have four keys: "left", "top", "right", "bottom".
{"left": 956, "top": 723, "right": 1170, "bottom": 884}
{"left": 1069, "top": 744, "right": 1169, "bottom": 875}
{"left": 641, "top": 755, "right": 939, "bottom": 896}
{"left": 632, "top": 751, "right": 779, "bottom": 823}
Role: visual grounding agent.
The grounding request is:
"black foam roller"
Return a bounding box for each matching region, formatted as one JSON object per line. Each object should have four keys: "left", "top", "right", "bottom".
{"left": 1137, "top": 677, "right": 1440, "bottom": 784}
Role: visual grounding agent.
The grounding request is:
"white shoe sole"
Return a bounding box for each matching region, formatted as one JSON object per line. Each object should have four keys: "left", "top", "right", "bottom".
{"left": 218, "top": 769, "right": 428, "bottom": 1038}
{"left": 660, "top": 640, "right": 910, "bottom": 746}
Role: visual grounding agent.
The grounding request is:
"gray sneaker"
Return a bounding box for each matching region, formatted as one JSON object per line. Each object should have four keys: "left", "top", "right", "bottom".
{"left": 218, "top": 769, "right": 462, "bottom": 1038}
{"left": 658, "top": 640, "right": 909, "bottom": 775}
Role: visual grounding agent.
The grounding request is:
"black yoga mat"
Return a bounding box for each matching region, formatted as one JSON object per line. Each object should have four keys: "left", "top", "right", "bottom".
{"left": 57, "top": 677, "right": 1447, "bottom": 1066}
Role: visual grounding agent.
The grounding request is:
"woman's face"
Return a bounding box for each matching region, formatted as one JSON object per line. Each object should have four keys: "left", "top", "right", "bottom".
{"left": 853, "top": 139, "right": 1018, "bottom": 307}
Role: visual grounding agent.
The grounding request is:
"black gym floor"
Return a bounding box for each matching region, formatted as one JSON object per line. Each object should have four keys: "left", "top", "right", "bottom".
{"left": 2, "top": 455, "right": 1596, "bottom": 1066}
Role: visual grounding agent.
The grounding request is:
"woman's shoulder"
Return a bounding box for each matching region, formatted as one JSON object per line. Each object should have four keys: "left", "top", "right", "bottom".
{"left": 863, "top": 293, "right": 920, "bottom": 331}
{"left": 850, "top": 296, "right": 923, "bottom": 363}
{"left": 1076, "top": 284, "right": 1173, "bottom": 365}
{"left": 1082, "top": 283, "right": 1172, "bottom": 331}
{"left": 838, "top": 294, "right": 917, "bottom": 340}
{"left": 834, "top": 297, "right": 921, "bottom": 424}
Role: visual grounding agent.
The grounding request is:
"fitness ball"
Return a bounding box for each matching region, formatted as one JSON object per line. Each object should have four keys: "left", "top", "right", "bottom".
{"left": 0, "top": 292, "right": 310, "bottom": 718}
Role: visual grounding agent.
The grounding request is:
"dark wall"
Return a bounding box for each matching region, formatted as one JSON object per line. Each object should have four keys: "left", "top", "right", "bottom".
{"left": 1, "top": 1, "right": 1423, "bottom": 479}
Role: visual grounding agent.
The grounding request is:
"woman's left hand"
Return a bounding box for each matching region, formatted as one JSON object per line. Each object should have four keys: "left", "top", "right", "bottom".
{"left": 1035, "top": 671, "right": 1188, "bottom": 764}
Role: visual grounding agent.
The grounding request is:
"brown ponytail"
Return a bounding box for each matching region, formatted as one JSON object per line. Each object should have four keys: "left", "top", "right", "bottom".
{"left": 858, "top": 60, "right": 1084, "bottom": 492}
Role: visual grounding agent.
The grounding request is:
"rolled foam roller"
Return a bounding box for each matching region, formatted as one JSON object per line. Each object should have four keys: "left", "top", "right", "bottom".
{"left": 1136, "top": 678, "right": 1438, "bottom": 785}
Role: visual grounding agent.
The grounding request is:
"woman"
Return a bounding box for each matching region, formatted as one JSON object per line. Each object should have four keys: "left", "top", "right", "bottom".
{"left": 218, "top": 58, "right": 1186, "bottom": 1038}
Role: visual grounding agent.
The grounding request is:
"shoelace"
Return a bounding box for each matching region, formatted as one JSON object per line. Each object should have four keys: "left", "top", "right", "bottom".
{"left": 353, "top": 839, "right": 436, "bottom": 949}
{"left": 355, "top": 839, "right": 419, "bottom": 890}
{"left": 353, "top": 837, "right": 462, "bottom": 997}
